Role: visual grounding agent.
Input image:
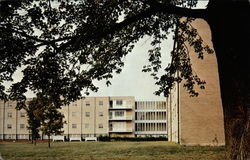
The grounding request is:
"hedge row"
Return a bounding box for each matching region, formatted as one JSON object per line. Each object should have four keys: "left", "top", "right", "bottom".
{"left": 98, "top": 135, "right": 168, "bottom": 141}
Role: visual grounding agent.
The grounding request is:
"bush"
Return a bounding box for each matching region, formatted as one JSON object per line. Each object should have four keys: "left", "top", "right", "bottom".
{"left": 98, "top": 135, "right": 111, "bottom": 141}
{"left": 98, "top": 135, "right": 167, "bottom": 142}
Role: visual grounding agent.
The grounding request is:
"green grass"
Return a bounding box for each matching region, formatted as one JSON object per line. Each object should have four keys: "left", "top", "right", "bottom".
{"left": 0, "top": 141, "right": 226, "bottom": 160}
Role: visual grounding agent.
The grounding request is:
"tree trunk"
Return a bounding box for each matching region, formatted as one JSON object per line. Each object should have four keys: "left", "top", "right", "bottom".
{"left": 206, "top": 1, "right": 250, "bottom": 159}
{"left": 48, "top": 134, "right": 51, "bottom": 148}
{"left": 31, "top": 136, "right": 34, "bottom": 144}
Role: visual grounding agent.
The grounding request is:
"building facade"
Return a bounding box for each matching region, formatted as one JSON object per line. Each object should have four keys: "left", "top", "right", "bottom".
{"left": 167, "top": 19, "right": 225, "bottom": 146}
{"left": 135, "top": 101, "right": 167, "bottom": 137}
{"left": 0, "top": 97, "right": 167, "bottom": 140}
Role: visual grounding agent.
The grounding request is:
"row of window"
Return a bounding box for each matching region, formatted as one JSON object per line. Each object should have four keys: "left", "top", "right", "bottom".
{"left": 135, "top": 112, "right": 167, "bottom": 120}
{"left": 6, "top": 112, "right": 25, "bottom": 118}
{"left": 135, "top": 101, "right": 166, "bottom": 110}
{"left": 136, "top": 123, "right": 167, "bottom": 131}
{"left": 0, "top": 102, "right": 14, "bottom": 107}
{"left": 5, "top": 123, "right": 105, "bottom": 130}
{"left": 2, "top": 100, "right": 125, "bottom": 107}
{"left": 6, "top": 124, "right": 25, "bottom": 129}
{"left": 71, "top": 123, "right": 103, "bottom": 129}
{"left": 71, "top": 111, "right": 125, "bottom": 118}
{"left": 5, "top": 111, "right": 126, "bottom": 119}
{"left": 70, "top": 100, "right": 124, "bottom": 107}
{"left": 70, "top": 101, "right": 104, "bottom": 107}
{"left": 2, "top": 100, "right": 124, "bottom": 106}
{"left": 69, "top": 112, "right": 104, "bottom": 117}
{"left": 5, "top": 112, "right": 106, "bottom": 118}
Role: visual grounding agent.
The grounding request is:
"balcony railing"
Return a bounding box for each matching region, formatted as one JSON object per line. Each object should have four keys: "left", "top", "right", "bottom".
{"left": 109, "top": 128, "right": 133, "bottom": 133}
{"left": 135, "top": 131, "right": 167, "bottom": 135}
{"left": 109, "top": 115, "right": 133, "bottom": 121}
{"left": 109, "top": 105, "right": 133, "bottom": 109}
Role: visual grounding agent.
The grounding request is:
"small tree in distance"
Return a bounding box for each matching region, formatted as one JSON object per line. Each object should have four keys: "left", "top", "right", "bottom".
{"left": 26, "top": 94, "right": 65, "bottom": 148}
{"left": 26, "top": 98, "right": 42, "bottom": 145}
{"left": 36, "top": 94, "right": 65, "bottom": 148}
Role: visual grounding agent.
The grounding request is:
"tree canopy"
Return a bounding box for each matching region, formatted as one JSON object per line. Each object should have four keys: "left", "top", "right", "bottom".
{"left": 0, "top": 0, "right": 212, "bottom": 107}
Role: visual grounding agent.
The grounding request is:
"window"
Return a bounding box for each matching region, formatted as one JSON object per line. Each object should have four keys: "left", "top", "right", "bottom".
{"left": 109, "top": 101, "right": 113, "bottom": 107}
{"left": 72, "top": 112, "right": 77, "bottom": 117}
{"left": 98, "top": 124, "right": 103, "bottom": 128}
{"left": 115, "top": 111, "right": 124, "bottom": 117}
{"left": 20, "top": 112, "right": 25, "bottom": 117}
{"left": 8, "top": 102, "right": 13, "bottom": 107}
{"left": 71, "top": 103, "right": 77, "bottom": 107}
{"left": 99, "top": 101, "right": 103, "bottom": 106}
{"left": 85, "top": 112, "right": 90, "bottom": 117}
{"left": 99, "top": 112, "right": 103, "bottom": 117}
{"left": 109, "top": 111, "right": 112, "bottom": 119}
{"left": 116, "top": 100, "right": 123, "bottom": 106}
{"left": 20, "top": 124, "right": 25, "bottom": 129}
{"left": 7, "top": 124, "right": 12, "bottom": 129}
{"left": 85, "top": 123, "right": 89, "bottom": 129}
{"left": 7, "top": 112, "right": 12, "bottom": 118}
{"left": 85, "top": 101, "right": 90, "bottom": 106}
{"left": 72, "top": 124, "right": 77, "bottom": 128}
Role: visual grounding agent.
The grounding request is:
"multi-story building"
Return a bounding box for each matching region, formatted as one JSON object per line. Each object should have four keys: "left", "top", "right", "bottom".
{"left": 167, "top": 19, "right": 225, "bottom": 146}
{"left": 0, "top": 100, "right": 29, "bottom": 140}
{"left": 60, "top": 97, "right": 110, "bottom": 139}
{"left": 135, "top": 101, "right": 167, "bottom": 137}
{"left": 109, "top": 97, "right": 135, "bottom": 137}
{"left": 0, "top": 97, "right": 166, "bottom": 140}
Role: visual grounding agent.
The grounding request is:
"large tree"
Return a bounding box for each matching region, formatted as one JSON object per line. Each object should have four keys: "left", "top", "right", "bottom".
{"left": 0, "top": 0, "right": 249, "bottom": 159}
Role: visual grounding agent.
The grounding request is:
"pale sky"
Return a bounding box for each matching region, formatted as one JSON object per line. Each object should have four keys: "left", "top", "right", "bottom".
{"left": 89, "top": 36, "right": 172, "bottom": 101}
{"left": 4, "top": 1, "right": 208, "bottom": 101}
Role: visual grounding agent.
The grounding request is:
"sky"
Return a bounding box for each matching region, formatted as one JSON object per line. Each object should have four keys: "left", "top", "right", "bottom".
{"left": 4, "top": 1, "right": 208, "bottom": 101}
{"left": 89, "top": 36, "right": 172, "bottom": 101}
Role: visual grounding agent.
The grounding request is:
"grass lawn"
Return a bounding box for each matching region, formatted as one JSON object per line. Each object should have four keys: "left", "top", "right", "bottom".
{"left": 0, "top": 141, "right": 226, "bottom": 160}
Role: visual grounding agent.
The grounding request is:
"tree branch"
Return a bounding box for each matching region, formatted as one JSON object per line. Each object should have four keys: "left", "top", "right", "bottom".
{"left": 152, "top": 3, "right": 207, "bottom": 19}
{"left": 145, "top": 0, "right": 207, "bottom": 19}
{"left": 1, "top": 2, "right": 206, "bottom": 51}
{"left": 58, "top": 5, "right": 206, "bottom": 52}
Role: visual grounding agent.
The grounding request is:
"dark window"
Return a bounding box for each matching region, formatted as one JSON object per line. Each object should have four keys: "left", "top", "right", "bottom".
{"left": 85, "top": 112, "right": 90, "bottom": 117}
{"left": 116, "top": 100, "right": 123, "bottom": 106}
{"left": 99, "top": 124, "right": 103, "bottom": 128}
{"left": 7, "top": 124, "right": 12, "bottom": 129}
{"left": 99, "top": 101, "right": 103, "bottom": 106}
{"left": 99, "top": 112, "right": 103, "bottom": 117}
{"left": 85, "top": 101, "right": 90, "bottom": 106}
{"left": 20, "top": 124, "right": 25, "bottom": 129}
{"left": 72, "top": 124, "right": 77, "bottom": 128}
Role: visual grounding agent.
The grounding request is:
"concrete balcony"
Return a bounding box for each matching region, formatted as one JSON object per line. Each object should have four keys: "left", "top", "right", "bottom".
{"left": 135, "top": 131, "right": 167, "bottom": 135}
{"left": 135, "top": 109, "right": 166, "bottom": 112}
{"left": 109, "top": 100, "right": 133, "bottom": 110}
{"left": 109, "top": 115, "right": 133, "bottom": 121}
{"left": 109, "top": 105, "right": 133, "bottom": 110}
{"left": 109, "top": 128, "right": 133, "bottom": 133}
{"left": 135, "top": 120, "right": 167, "bottom": 123}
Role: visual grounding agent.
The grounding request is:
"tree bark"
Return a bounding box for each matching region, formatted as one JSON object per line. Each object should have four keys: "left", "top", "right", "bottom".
{"left": 205, "top": 1, "right": 250, "bottom": 159}
{"left": 48, "top": 134, "right": 51, "bottom": 148}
